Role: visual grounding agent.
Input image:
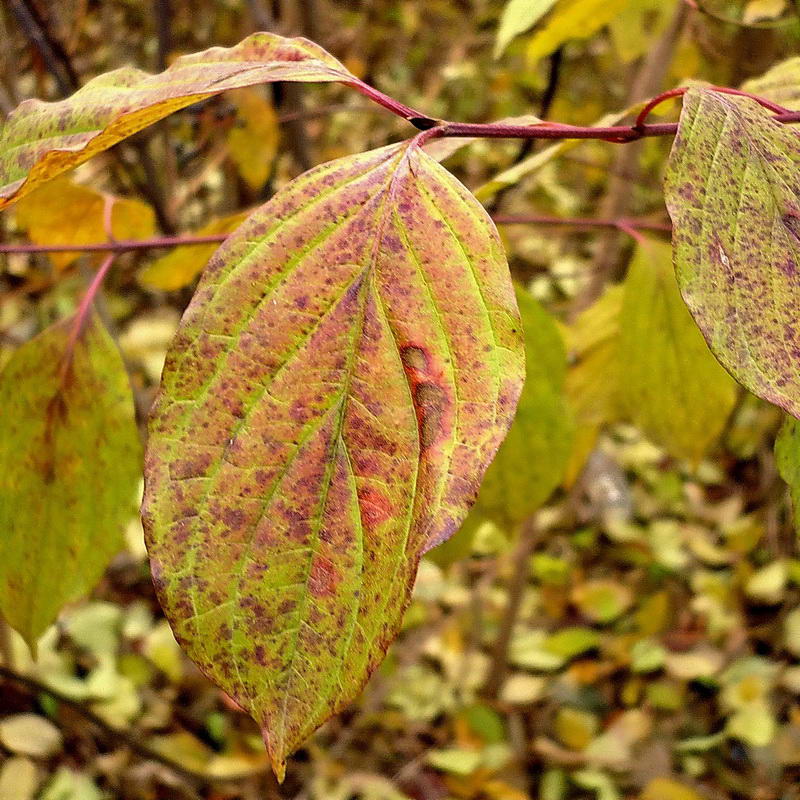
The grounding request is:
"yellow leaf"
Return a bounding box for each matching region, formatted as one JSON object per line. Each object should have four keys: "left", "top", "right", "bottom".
{"left": 138, "top": 212, "right": 249, "bottom": 290}
{"left": 527, "top": 0, "right": 632, "bottom": 64}
{"left": 14, "top": 178, "right": 155, "bottom": 270}
{"left": 640, "top": 777, "right": 704, "bottom": 800}
{"left": 743, "top": 0, "right": 787, "bottom": 24}
{"left": 226, "top": 88, "right": 279, "bottom": 190}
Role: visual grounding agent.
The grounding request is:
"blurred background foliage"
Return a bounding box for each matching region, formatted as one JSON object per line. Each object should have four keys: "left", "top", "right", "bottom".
{"left": 3, "top": 0, "right": 800, "bottom": 798}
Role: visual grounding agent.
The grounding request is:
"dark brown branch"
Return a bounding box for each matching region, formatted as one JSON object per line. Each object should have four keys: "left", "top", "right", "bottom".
{"left": 0, "top": 664, "right": 268, "bottom": 786}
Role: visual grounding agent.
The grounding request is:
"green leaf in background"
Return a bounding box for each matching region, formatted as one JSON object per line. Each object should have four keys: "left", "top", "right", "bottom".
{"left": 0, "top": 312, "right": 141, "bottom": 648}
{"left": 473, "top": 284, "right": 574, "bottom": 528}
{"left": 665, "top": 89, "right": 800, "bottom": 419}
{"left": 526, "top": 0, "right": 631, "bottom": 64}
{"left": 142, "top": 143, "right": 524, "bottom": 778}
{"left": 616, "top": 239, "right": 738, "bottom": 462}
{"left": 775, "top": 415, "right": 800, "bottom": 530}
{"left": 0, "top": 33, "right": 358, "bottom": 209}
{"left": 494, "top": 0, "right": 559, "bottom": 58}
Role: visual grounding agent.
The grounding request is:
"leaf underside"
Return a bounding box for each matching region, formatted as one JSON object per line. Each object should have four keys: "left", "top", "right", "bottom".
{"left": 665, "top": 89, "right": 800, "bottom": 419}
{"left": 142, "top": 143, "right": 524, "bottom": 777}
{"left": 0, "top": 33, "right": 356, "bottom": 208}
{"left": 0, "top": 312, "right": 141, "bottom": 646}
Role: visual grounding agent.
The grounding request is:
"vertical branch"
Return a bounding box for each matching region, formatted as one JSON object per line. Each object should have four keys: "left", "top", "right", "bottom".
{"left": 578, "top": 1, "right": 689, "bottom": 311}
{"left": 6, "top": 0, "right": 78, "bottom": 95}
{"left": 483, "top": 518, "right": 541, "bottom": 700}
{"left": 153, "top": 0, "right": 172, "bottom": 71}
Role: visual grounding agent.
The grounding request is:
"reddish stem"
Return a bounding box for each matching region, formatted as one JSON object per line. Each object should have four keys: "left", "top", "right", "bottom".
{"left": 0, "top": 233, "right": 230, "bottom": 254}
{"left": 59, "top": 254, "right": 115, "bottom": 383}
{"left": 635, "top": 86, "right": 790, "bottom": 129}
{"left": 492, "top": 214, "right": 672, "bottom": 234}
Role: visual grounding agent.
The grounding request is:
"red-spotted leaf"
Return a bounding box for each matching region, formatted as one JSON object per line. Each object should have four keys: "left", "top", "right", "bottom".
{"left": 0, "top": 33, "right": 358, "bottom": 208}
{"left": 0, "top": 311, "right": 141, "bottom": 647}
{"left": 142, "top": 143, "right": 524, "bottom": 778}
{"left": 665, "top": 89, "right": 800, "bottom": 418}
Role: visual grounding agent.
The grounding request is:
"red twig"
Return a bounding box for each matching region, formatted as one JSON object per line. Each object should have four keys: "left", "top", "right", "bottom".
{"left": 492, "top": 214, "right": 672, "bottom": 235}
{"left": 58, "top": 254, "right": 115, "bottom": 384}
{"left": 0, "top": 233, "right": 231, "bottom": 254}
{"left": 0, "top": 217, "right": 675, "bottom": 257}
{"left": 634, "top": 86, "right": 790, "bottom": 129}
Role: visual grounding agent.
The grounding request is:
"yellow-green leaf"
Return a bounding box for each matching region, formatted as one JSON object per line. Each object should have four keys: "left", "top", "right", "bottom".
{"left": 142, "top": 143, "right": 524, "bottom": 778}
{"left": 665, "top": 89, "right": 800, "bottom": 418}
{"left": 14, "top": 178, "right": 155, "bottom": 270}
{"left": 526, "top": 0, "right": 632, "bottom": 64}
{"left": 138, "top": 212, "right": 249, "bottom": 290}
{"left": 0, "top": 33, "right": 357, "bottom": 208}
{"left": 775, "top": 415, "right": 800, "bottom": 531}
{"left": 0, "top": 312, "right": 142, "bottom": 647}
{"left": 616, "top": 240, "right": 738, "bottom": 461}
{"left": 473, "top": 283, "right": 574, "bottom": 528}
{"left": 494, "top": 0, "right": 559, "bottom": 58}
{"left": 742, "top": 56, "right": 800, "bottom": 110}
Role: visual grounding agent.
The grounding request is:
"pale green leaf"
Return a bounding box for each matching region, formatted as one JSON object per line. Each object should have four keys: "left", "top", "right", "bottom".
{"left": 494, "top": 0, "right": 559, "bottom": 58}
{"left": 775, "top": 415, "right": 800, "bottom": 530}
{"left": 526, "top": 0, "right": 632, "bottom": 64}
{"left": 616, "top": 239, "right": 738, "bottom": 461}
{"left": 472, "top": 284, "right": 574, "bottom": 528}
{"left": 0, "top": 312, "right": 141, "bottom": 647}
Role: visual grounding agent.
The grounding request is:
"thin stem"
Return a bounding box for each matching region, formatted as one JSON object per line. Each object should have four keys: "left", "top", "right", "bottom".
{"left": 484, "top": 518, "right": 541, "bottom": 700}
{"left": 59, "top": 254, "right": 115, "bottom": 384}
{"left": 0, "top": 664, "right": 268, "bottom": 786}
{"left": 493, "top": 214, "right": 671, "bottom": 233}
{"left": 0, "top": 216, "right": 674, "bottom": 257}
{"left": 0, "top": 233, "right": 230, "bottom": 254}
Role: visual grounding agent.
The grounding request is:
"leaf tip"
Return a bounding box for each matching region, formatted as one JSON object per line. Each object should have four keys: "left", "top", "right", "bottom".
{"left": 262, "top": 725, "right": 287, "bottom": 783}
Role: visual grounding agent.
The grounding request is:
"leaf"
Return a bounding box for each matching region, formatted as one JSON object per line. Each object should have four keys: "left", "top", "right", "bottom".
{"left": 775, "top": 415, "right": 800, "bottom": 529}
{"left": 743, "top": 0, "right": 787, "bottom": 24}
{"left": 138, "top": 212, "right": 249, "bottom": 290}
{"left": 665, "top": 89, "right": 800, "bottom": 418}
{"left": 0, "top": 33, "right": 358, "bottom": 208}
{"left": 494, "top": 0, "right": 559, "bottom": 58}
{"left": 616, "top": 240, "right": 738, "bottom": 461}
{"left": 226, "top": 88, "right": 280, "bottom": 191}
{"left": 565, "top": 284, "right": 623, "bottom": 429}
{"left": 142, "top": 142, "right": 524, "bottom": 778}
{"left": 0, "top": 714, "right": 62, "bottom": 758}
{"left": 571, "top": 579, "right": 632, "bottom": 624}
{"left": 641, "top": 778, "right": 703, "bottom": 800}
{"left": 0, "top": 312, "right": 141, "bottom": 646}
{"left": 472, "top": 284, "right": 573, "bottom": 528}
{"left": 526, "top": 0, "right": 632, "bottom": 64}
{"left": 742, "top": 57, "right": 800, "bottom": 110}
{"left": 14, "top": 178, "right": 155, "bottom": 270}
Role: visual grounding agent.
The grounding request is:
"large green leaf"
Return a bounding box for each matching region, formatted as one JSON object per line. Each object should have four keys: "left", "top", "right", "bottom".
{"left": 616, "top": 240, "right": 738, "bottom": 461}
{"left": 665, "top": 89, "right": 800, "bottom": 419}
{"left": 0, "top": 33, "right": 357, "bottom": 209}
{"left": 0, "top": 312, "right": 141, "bottom": 647}
{"left": 142, "top": 143, "right": 524, "bottom": 778}
{"left": 473, "top": 284, "right": 574, "bottom": 527}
